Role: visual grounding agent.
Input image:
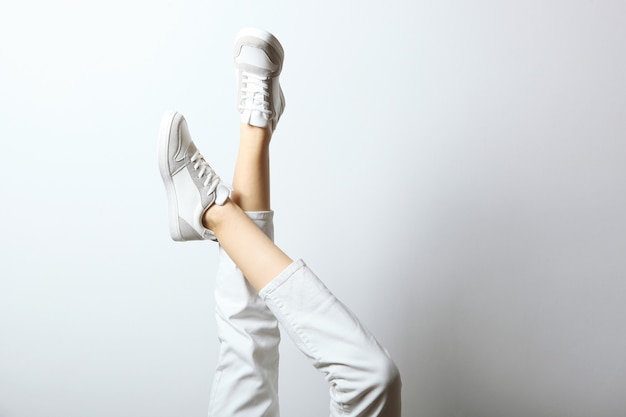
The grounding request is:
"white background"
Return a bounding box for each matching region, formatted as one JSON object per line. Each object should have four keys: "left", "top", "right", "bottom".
{"left": 1, "top": 1, "right": 625, "bottom": 416}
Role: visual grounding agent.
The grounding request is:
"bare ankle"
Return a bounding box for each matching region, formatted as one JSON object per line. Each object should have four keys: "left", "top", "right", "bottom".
{"left": 240, "top": 123, "right": 272, "bottom": 143}
{"left": 202, "top": 199, "right": 233, "bottom": 231}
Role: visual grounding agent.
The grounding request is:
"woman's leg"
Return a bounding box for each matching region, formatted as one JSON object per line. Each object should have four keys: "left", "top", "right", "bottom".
{"left": 208, "top": 28, "right": 286, "bottom": 417}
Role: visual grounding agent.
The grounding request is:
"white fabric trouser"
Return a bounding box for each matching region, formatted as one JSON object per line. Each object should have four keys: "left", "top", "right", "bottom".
{"left": 208, "top": 212, "right": 401, "bottom": 417}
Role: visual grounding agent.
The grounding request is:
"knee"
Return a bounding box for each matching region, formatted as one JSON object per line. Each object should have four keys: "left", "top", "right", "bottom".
{"left": 357, "top": 353, "right": 402, "bottom": 416}
{"left": 369, "top": 352, "right": 402, "bottom": 395}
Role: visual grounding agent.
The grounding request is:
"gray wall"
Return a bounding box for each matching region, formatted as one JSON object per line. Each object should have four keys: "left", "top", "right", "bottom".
{"left": 1, "top": 1, "right": 625, "bottom": 416}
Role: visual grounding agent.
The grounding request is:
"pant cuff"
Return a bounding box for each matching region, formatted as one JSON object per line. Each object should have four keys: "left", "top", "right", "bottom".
{"left": 244, "top": 210, "right": 274, "bottom": 241}
{"left": 258, "top": 258, "right": 306, "bottom": 298}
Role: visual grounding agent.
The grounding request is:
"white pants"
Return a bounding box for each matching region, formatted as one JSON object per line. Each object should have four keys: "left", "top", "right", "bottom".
{"left": 208, "top": 212, "right": 401, "bottom": 417}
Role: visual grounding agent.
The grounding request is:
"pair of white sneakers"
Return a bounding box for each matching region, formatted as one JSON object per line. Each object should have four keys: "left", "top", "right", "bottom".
{"left": 158, "top": 28, "right": 285, "bottom": 242}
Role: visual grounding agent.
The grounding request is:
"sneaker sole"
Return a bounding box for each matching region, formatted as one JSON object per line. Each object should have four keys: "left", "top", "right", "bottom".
{"left": 157, "top": 110, "right": 185, "bottom": 241}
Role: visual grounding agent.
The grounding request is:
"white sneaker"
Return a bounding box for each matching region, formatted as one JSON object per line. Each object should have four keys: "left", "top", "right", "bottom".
{"left": 234, "top": 28, "right": 285, "bottom": 131}
{"left": 157, "top": 111, "right": 231, "bottom": 241}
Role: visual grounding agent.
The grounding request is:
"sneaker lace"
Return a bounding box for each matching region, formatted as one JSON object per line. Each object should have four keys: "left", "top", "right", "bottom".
{"left": 190, "top": 151, "right": 220, "bottom": 196}
{"left": 239, "top": 71, "right": 271, "bottom": 115}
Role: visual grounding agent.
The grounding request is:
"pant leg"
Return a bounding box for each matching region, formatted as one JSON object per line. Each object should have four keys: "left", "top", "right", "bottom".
{"left": 208, "top": 211, "right": 280, "bottom": 417}
{"left": 259, "top": 259, "right": 402, "bottom": 417}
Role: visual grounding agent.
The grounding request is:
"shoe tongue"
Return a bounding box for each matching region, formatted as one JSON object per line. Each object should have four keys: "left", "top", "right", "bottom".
{"left": 236, "top": 45, "right": 277, "bottom": 72}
